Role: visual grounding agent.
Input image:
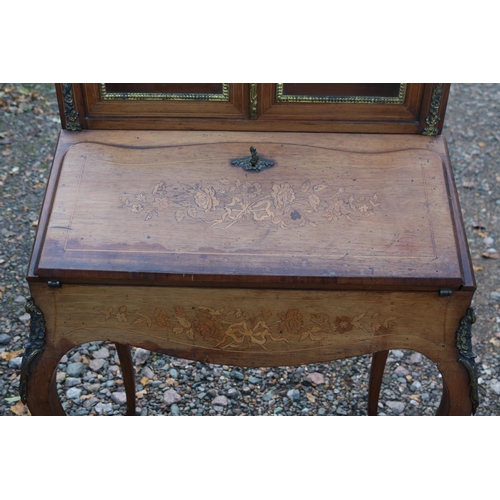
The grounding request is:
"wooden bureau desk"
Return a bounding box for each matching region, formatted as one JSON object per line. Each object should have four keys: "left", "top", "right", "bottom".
{"left": 20, "top": 84, "right": 478, "bottom": 415}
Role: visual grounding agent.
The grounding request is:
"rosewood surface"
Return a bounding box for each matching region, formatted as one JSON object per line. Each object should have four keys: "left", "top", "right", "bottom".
{"left": 56, "top": 84, "right": 449, "bottom": 134}
{"left": 30, "top": 130, "right": 470, "bottom": 291}
{"left": 22, "top": 107, "right": 476, "bottom": 416}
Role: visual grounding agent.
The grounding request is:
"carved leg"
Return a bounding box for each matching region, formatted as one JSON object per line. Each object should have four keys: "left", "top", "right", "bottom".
{"left": 435, "top": 360, "right": 474, "bottom": 415}
{"left": 23, "top": 347, "right": 67, "bottom": 415}
{"left": 49, "top": 361, "right": 66, "bottom": 415}
{"left": 436, "top": 307, "right": 478, "bottom": 416}
{"left": 436, "top": 382, "right": 450, "bottom": 416}
{"left": 20, "top": 297, "right": 66, "bottom": 415}
{"left": 368, "top": 350, "right": 389, "bottom": 416}
{"left": 115, "top": 343, "right": 136, "bottom": 416}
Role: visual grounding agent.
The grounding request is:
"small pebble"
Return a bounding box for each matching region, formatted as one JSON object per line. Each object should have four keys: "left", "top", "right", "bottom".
{"left": 386, "top": 401, "right": 405, "bottom": 414}
{"left": 134, "top": 348, "right": 150, "bottom": 365}
{"left": 18, "top": 313, "right": 31, "bottom": 324}
{"left": 394, "top": 365, "right": 410, "bottom": 376}
{"left": 66, "top": 387, "right": 82, "bottom": 399}
{"left": 164, "top": 388, "right": 181, "bottom": 406}
{"left": 410, "top": 381, "right": 422, "bottom": 391}
{"left": 89, "top": 359, "right": 106, "bottom": 371}
{"left": 142, "top": 366, "right": 155, "bottom": 379}
{"left": 227, "top": 388, "right": 239, "bottom": 399}
{"left": 95, "top": 402, "right": 113, "bottom": 415}
{"left": 83, "top": 397, "right": 99, "bottom": 409}
{"left": 489, "top": 380, "right": 500, "bottom": 395}
{"left": 262, "top": 390, "right": 275, "bottom": 401}
{"left": 69, "top": 352, "right": 82, "bottom": 363}
{"left": 0, "top": 334, "right": 11, "bottom": 345}
{"left": 8, "top": 357, "right": 23, "bottom": 369}
{"left": 93, "top": 347, "right": 110, "bottom": 359}
{"left": 85, "top": 383, "right": 100, "bottom": 394}
{"left": 111, "top": 392, "right": 127, "bottom": 404}
{"left": 212, "top": 395, "right": 229, "bottom": 406}
{"left": 65, "top": 377, "right": 81, "bottom": 388}
{"left": 66, "top": 362, "right": 85, "bottom": 377}
{"left": 304, "top": 372, "right": 325, "bottom": 386}
{"left": 409, "top": 353, "right": 423, "bottom": 364}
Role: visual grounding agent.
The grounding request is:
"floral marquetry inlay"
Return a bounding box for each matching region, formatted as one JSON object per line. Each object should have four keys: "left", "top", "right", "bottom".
{"left": 119, "top": 177, "right": 380, "bottom": 230}
{"left": 98, "top": 304, "right": 397, "bottom": 351}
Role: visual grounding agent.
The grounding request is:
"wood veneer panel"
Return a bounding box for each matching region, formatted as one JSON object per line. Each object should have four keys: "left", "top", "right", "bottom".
{"left": 34, "top": 132, "right": 463, "bottom": 289}
{"left": 30, "top": 284, "right": 473, "bottom": 368}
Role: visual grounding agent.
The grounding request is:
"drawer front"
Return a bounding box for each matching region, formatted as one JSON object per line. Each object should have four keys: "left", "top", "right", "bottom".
{"left": 31, "top": 284, "right": 470, "bottom": 367}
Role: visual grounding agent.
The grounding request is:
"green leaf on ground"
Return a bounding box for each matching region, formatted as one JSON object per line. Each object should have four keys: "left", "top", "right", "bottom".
{"left": 5, "top": 396, "right": 21, "bottom": 403}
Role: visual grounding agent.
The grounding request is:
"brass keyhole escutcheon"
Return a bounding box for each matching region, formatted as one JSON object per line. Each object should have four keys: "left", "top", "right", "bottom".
{"left": 231, "top": 146, "right": 274, "bottom": 172}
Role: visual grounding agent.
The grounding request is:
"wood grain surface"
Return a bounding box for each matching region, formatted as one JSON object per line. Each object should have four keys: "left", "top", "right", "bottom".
{"left": 57, "top": 84, "right": 449, "bottom": 134}
{"left": 24, "top": 127, "right": 475, "bottom": 415}
{"left": 29, "top": 283, "right": 472, "bottom": 368}
{"left": 34, "top": 132, "right": 463, "bottom": 289}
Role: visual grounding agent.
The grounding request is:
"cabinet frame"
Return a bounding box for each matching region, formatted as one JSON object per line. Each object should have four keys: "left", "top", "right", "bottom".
{"left": 56, "top": 83, "right": 449, "bottom": 134}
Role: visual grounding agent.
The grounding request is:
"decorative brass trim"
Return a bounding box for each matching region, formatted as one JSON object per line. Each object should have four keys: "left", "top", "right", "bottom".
{"left": 275, "top": 83, "right": 407, "bottom": 104}
{"left": 231, "top": 146, "right": 274, "bottom": 172}
{"left": 456, "top": 307, "right": 478, "bottom": 415}
{"left": 99, "top": 83, "right": 230, "bottom": 102}
{"left": 249, "top": 83, "right": 258, "bottom": 119}
{"left": 19, "top": 297, "right": 46, "bottom": 404}
{"left": 62, "top": 83, "right": 82, "bottom": 131}
{"left": 422, "top": 83, "right": 444, "bottom": 136}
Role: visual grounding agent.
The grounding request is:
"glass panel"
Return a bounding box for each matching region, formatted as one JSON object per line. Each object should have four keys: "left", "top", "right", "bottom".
{"left": 100, "top": 83, "right": 229, "bottom": 101}
{"left": 277, "top": 83, "right": 406, "bottom": 103}
{"left": 105, "top": 83, "right": 224, "bottom": 94}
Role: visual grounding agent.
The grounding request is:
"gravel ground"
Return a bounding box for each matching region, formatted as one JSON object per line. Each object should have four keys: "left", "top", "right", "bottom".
{"left": 1, "top": 83, "right": 499, "bottom": 416}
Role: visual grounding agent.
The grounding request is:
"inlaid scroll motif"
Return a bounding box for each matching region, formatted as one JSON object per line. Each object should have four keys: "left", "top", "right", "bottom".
{"left": 99, "top": 305, "right": 396, "bottom": 350}
{"left": 118, "top": 178, "right": 380, "bottom": 229}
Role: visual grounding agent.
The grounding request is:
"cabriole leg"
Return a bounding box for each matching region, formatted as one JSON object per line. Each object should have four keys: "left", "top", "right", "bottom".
{"left": 115, "top": 343, "right": 136, "bottom": 416}
{"left": 368, "top": 350, "right": 389, "bottom": 416}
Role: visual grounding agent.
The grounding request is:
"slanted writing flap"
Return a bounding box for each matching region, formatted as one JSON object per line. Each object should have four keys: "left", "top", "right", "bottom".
{"left": 36, "top": 138, "right": 463, "bottom": 288}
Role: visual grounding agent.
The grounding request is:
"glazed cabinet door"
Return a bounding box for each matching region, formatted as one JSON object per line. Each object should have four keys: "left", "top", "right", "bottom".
{"left": 57, "top": 83, "right": 250, "bottom": 130}
{"left": 252, "top": 83, "right": 449, "bottom": 134}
